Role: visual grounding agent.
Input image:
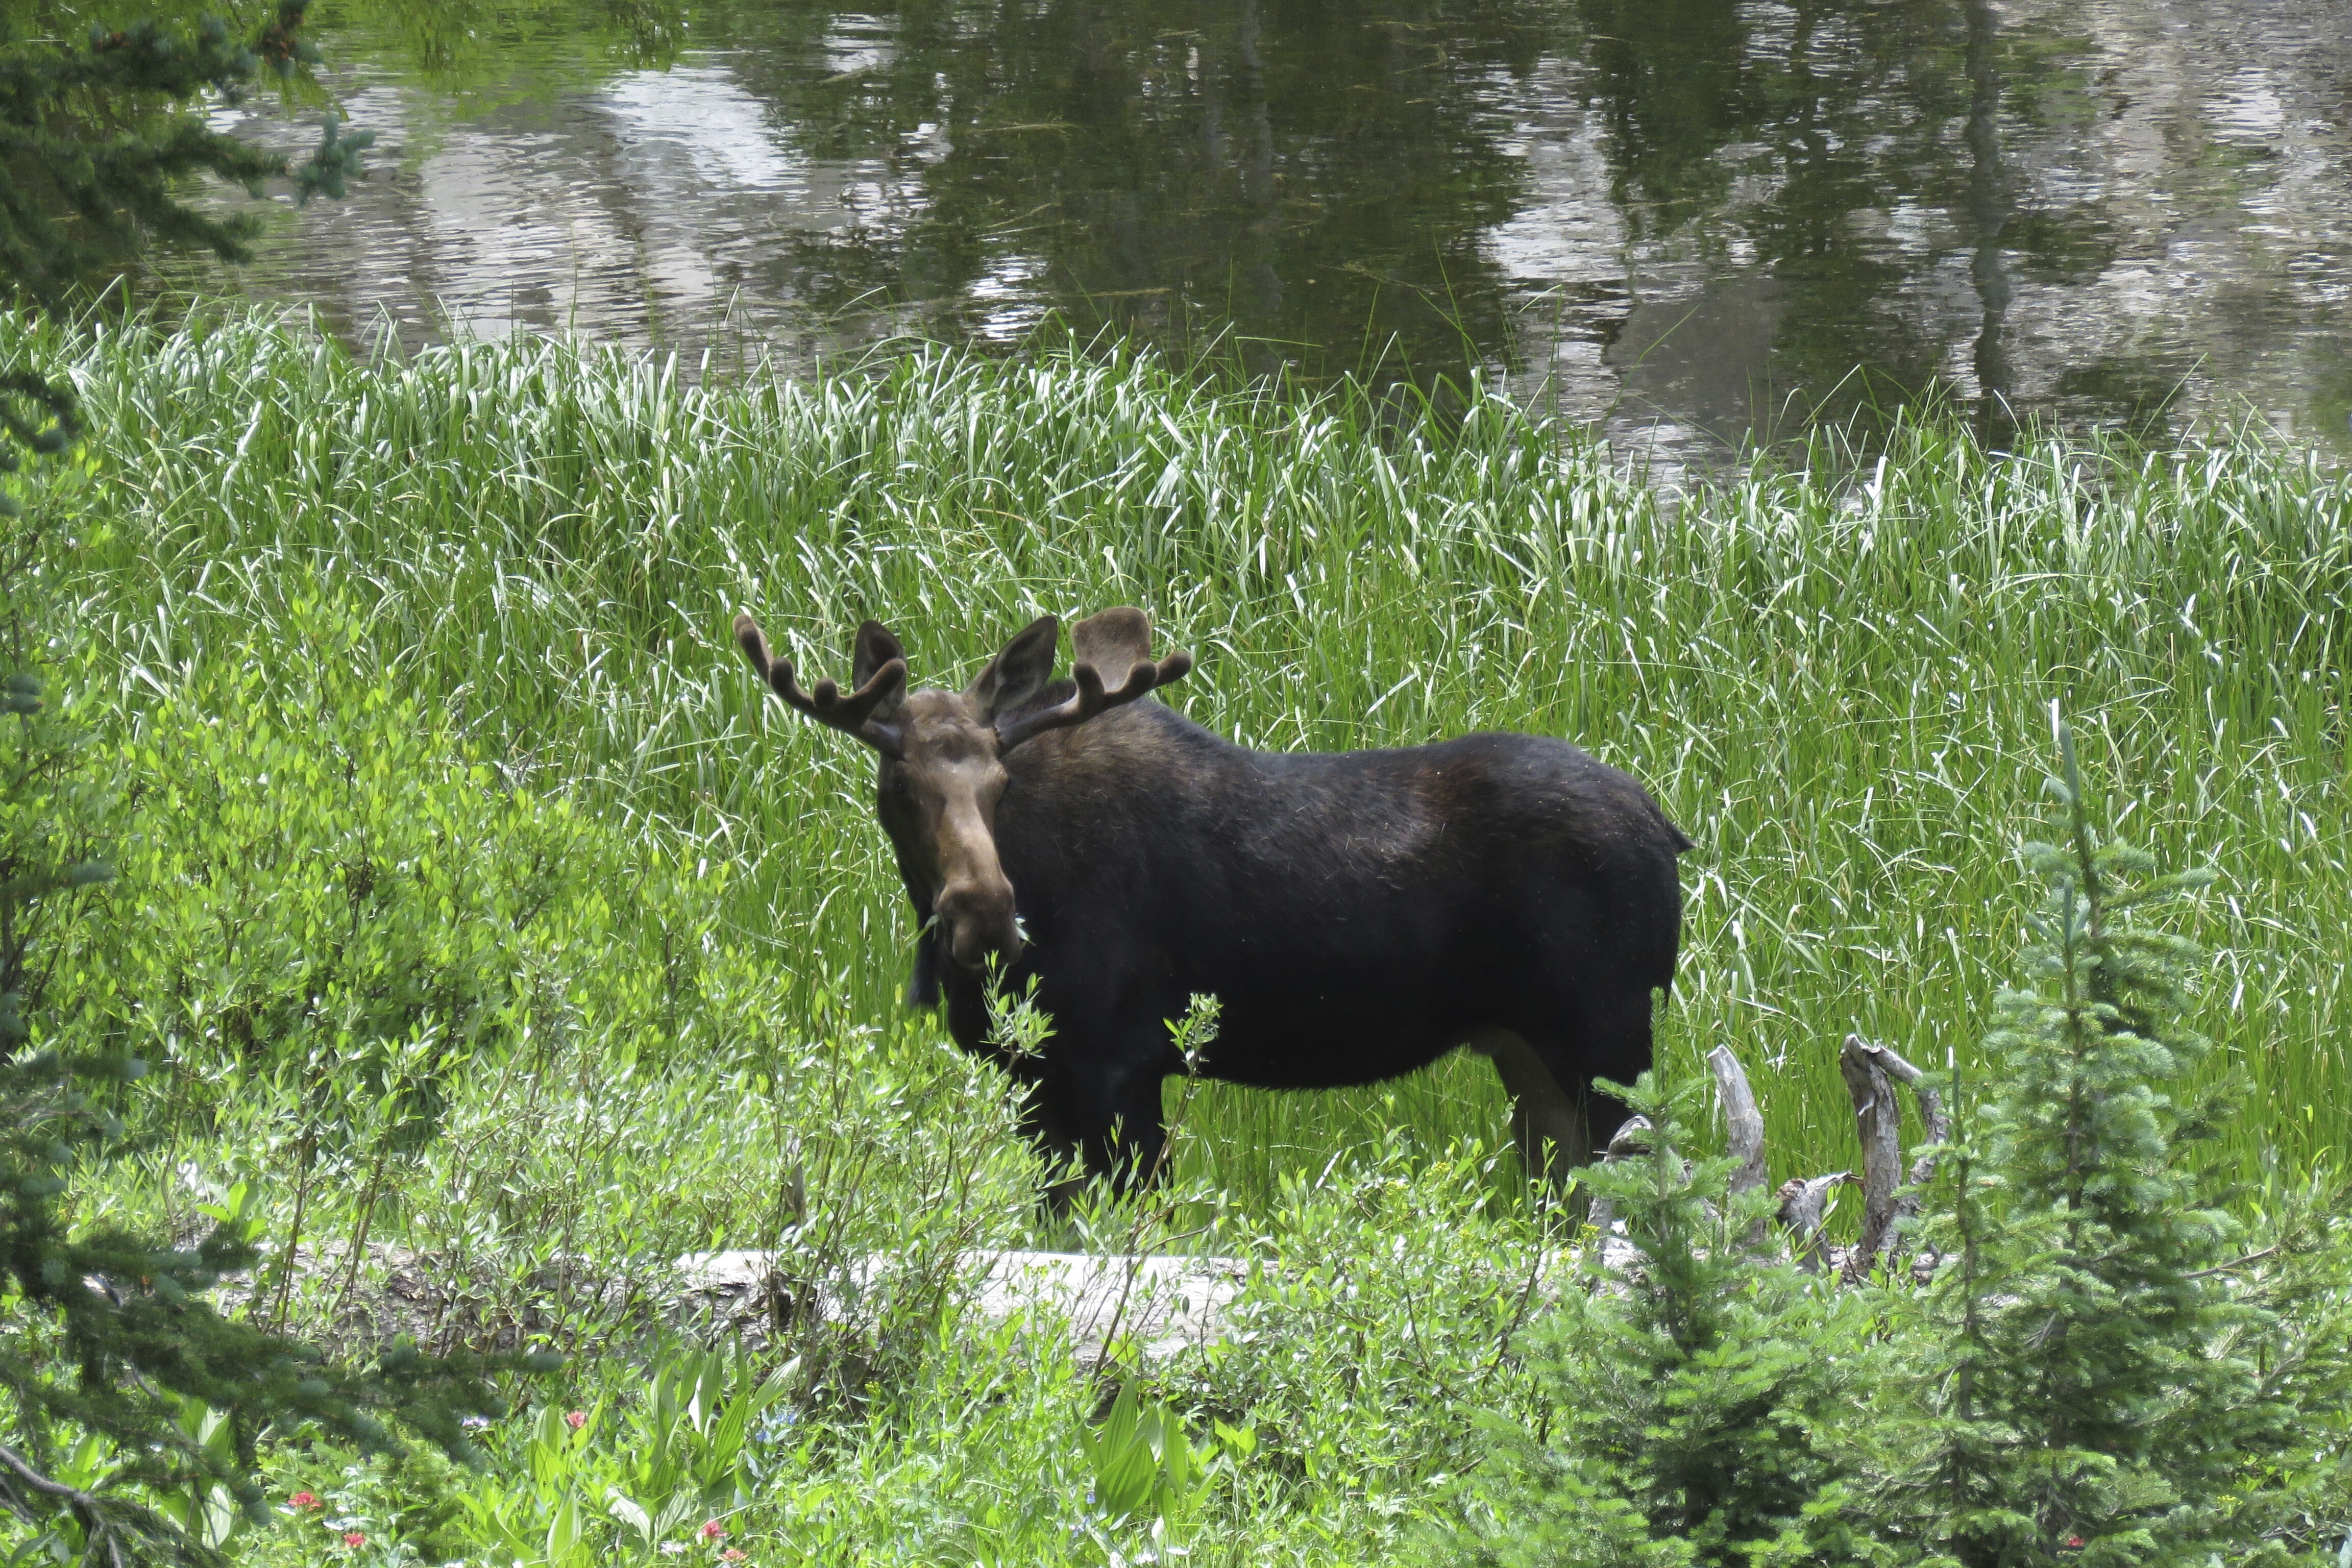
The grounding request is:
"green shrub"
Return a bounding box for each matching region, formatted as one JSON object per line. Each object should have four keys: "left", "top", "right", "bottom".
{"left": 2, "top": 450, "right": 543, "bottom": 1568}
{"left": 69, "top": 589, "right": 718, "bottom": 1132}
{"left": 1431, "top": 1075, "right": 1883, "bottom": 1568}
{"left": 1165, "top": 1141, "right": 1555, "bottom": 1558}
{"left": 445, "top": 1343, "right": 791, "bottom": 1564}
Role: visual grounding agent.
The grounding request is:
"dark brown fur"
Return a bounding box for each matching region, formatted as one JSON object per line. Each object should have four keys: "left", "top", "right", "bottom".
{"left": 737, "top": 607, "right": 1692, "bottom": 1195}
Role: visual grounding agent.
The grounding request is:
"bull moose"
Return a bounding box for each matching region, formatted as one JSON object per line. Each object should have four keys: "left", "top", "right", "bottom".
{"left": 734, "top": 606, "right": 1690, "bottom": 1195}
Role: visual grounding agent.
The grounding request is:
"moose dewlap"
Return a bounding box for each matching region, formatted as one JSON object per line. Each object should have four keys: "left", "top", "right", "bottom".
{"left": 736, "top": 606, "right": 1692, "bottom": 1196}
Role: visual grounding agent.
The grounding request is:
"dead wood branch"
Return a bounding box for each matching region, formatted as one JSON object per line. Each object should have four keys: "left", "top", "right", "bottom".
{"left": 1775, "top": 1172, "right": 1849, "bottom": 1272}
{"left": 1708, "top": 1043, "right": 1770, "bottom": 1248}
{"left": 1584, "top": 1114, "right": 1655, "bottom": 1233}
{"left": 1587, "top": 1036, "right": 1942, "bottom": 1284}
{"left": 1841, "top": 1035, "right": 1902, "bottom": 1279}
{"left": 1868, "top": 1039, "right": 1946, "bottom": 1223}
{"left": 1840, "top": 1035, "right": 1947, "bottom": 1282}
{"left": 1707, "top": 1044, "right": 1768, "bottom": 1198}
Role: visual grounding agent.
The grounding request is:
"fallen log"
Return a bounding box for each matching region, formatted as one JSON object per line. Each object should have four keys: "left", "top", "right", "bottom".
{"left": 672, "top": 1249, "right": 1253, "bottom": 1361}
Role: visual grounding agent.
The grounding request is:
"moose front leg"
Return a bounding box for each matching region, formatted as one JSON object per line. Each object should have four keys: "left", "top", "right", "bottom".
{"left": 1012, "top": 1066, "right": 1093, "bottom": 1214}
{"left": 1055, "top": 1034, "right": 1174, "bottom": 1197}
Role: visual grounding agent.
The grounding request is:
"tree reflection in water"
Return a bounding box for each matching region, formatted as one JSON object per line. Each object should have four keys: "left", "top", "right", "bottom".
{"left": 174, "top": 0, "right": 2352, "bottom": 460}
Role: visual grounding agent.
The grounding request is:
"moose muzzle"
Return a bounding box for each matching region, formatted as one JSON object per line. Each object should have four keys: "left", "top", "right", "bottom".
{"left": 935, "top": 874, "right": 1022, "bottom": 970}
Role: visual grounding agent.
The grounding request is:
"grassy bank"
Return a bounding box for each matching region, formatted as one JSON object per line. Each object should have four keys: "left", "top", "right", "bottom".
{"left": 7, "top": 310, "right": 2350, "bottom": 1565}
{"left": 31, "top": 310, "right": 2346, "bottom": 1198}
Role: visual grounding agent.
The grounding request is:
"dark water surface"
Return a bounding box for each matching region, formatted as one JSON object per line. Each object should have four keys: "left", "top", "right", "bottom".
{"left": 191, "top": 0, "right": 2352, "bottom": 461}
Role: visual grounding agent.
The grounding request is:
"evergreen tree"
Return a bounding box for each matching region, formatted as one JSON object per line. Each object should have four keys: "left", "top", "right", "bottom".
{"left": 0, "top": 0, "right": 372, "bottom": 308}
{"left": 1899, "top": 713, "right": 2288, "bottom": 1567}
{"left": 1436, "top": 1074, "right": 1883, "bottom": 1568}
{"left": 0, "top": 419, "right": 550, "bottom": 1564}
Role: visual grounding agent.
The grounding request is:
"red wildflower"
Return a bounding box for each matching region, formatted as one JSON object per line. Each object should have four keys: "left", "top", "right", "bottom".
{"left": 700, "top": 1520, "right": 726, "bottom": 1541}
{"left": 2064, "top": 1538, "right": 2085, "bottom": 1550}
{"left": 341, "top": 1532, "right": 367, "bottom": 1549}
{"left": 289, "top": 1491, "right": 322, "bottom": 1509}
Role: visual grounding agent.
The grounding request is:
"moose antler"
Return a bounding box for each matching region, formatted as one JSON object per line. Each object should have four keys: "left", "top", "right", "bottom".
{"left": 993, "top": 607, "right": 1192, "bottom": 751}
{"left": 735, "top": 612, "right": 905, "bottom": 756}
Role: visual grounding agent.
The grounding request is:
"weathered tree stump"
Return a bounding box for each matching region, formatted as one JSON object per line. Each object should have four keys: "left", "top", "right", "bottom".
{"left": 1695, "top": 1035, "right": 1944, "bottom": 1279}
{"left": 1774, "top": 1172, "right": 1850, "bottom": 1272}
{"left": 1839, "top": 1034, "right": 1947, "bottom": 1282}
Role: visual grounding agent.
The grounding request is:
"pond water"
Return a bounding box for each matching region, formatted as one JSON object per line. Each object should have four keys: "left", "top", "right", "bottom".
{"left": 189, "top": 0, "right": 2352, "bottom": 462}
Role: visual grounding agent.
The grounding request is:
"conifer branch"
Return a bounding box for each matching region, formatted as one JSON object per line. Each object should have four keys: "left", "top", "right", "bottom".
{"left": 0, "top": 1, "right": 370, "bottom": 310}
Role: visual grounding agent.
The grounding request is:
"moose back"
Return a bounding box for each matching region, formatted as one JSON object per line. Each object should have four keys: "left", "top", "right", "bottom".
{"left": 736, "top": 606, "right": 1691, "bottom": 1193}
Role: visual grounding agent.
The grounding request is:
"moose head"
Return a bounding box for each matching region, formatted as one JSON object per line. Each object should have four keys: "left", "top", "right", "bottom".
{"left": 734, "top": 608, "right": 1192, "bottom": 972}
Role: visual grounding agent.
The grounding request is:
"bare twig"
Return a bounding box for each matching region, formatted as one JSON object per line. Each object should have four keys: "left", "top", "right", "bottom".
{"left": 1478, "top": 1236, "right": 1552, "bottom": 1388}
{"left": 266, "top": 1128, "right": 317, "bottom": 1335}
{"left": 328, "top": 1131, "right": 397, "bottom": 1330}
{"left": 2182, "top": 1245, "right": 2282, "bottom": 1281}
{"left": 0, "top": 1441, "right": 134, "bottom": 1568}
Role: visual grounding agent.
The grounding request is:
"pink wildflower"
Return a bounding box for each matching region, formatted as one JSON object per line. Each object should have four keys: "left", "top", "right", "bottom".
{"left": 700, "top": 1521, "right": 726, "bottom": 1541}
{"left": 564, "top": 1410, "right": 587, "bottom": 1430}
{"left": 289, "top": 1491, "right": 321, "bottom": 1510}
{"left": 341, "top": 1532, "right": 367, "bottom": 1549}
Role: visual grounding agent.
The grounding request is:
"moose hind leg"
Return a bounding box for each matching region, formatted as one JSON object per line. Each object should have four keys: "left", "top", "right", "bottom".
{"left": 1571, "top": 986, "right": 1658, "bottom": 1157}
{"left": 1467, "top": 1028, "right": 1591, "bottom": 1191}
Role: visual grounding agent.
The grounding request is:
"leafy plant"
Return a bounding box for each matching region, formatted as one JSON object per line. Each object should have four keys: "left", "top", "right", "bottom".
{"left": 450, "top": 1345, "right": 793, "bottom": 1565}
{"left": 1077, "top": 1382, "right": 1207, "bottom": 1539}
{"left": 0, "top": 445, "right": 548, "bottom": 1567}
{"left": 607, "top": 1344, "right": 795, "bottom": 1526}
{"left": 450, "top": 1404, "right": 608, "bottom": 1568}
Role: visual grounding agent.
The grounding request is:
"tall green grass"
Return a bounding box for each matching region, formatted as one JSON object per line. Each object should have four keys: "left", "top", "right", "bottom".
{"left": 24, "top": 310, "right": 2349, "bottom": 1202}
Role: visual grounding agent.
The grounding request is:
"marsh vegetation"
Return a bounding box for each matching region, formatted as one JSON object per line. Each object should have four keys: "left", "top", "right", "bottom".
{"left": 3, "top": 309, "right": 2346, "bottom": 1562}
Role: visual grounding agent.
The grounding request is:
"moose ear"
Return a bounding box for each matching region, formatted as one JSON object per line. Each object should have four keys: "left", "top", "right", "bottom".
{"left": 1070, "top": 607, "right": 1155, "bottom": 683}
{"left": 852, "top": 621, "right": 908, "bottom": 717}
{"left": 967, "top": 615, "right": 1060, "bottom": 720}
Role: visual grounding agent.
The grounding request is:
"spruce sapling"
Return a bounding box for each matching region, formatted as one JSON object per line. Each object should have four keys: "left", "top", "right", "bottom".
{"left": 1437, "top": 1073, "right": 1880, "bottom": 1568}
{"left": 0, "top": 1, "right": 374, "bottom": 309}
{"left": 1899, "top": 710, "right": 2281, "bottom": 1567}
